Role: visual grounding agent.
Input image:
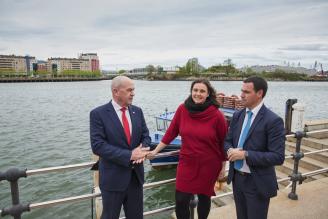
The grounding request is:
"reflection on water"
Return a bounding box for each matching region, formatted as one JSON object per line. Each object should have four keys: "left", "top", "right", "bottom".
{"left": 0, "top": 81, "right": 327, "bottom": 218}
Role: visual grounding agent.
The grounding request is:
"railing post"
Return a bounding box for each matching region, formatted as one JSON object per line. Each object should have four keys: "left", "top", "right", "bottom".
{"left": 189, "top": 195, "right": 198, "bottom": 219}
{"left": 0, "top": 168, "right": 29, "bottom": 219}
{"left": 288, "top": 131, "right": 307, "bottom": 200}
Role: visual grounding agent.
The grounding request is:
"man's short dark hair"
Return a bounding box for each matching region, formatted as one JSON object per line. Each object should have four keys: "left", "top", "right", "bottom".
{"left": 243, "top": 76, "right": 268, "bottom": 98}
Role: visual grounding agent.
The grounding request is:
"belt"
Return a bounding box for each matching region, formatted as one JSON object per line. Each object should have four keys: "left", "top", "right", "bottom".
{"left": 235, "top": 169, "right": 249, "bottom": 176}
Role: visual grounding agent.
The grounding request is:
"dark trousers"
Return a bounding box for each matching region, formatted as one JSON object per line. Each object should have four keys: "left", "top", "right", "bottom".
{"left": 175, "top": 190, "right": 211, "bottom": 219}
{"left": 100, "top": 171, "right": 143, "bottom": 219}
{"left": 232, "top": 171, "right": 270, "bottom": 219}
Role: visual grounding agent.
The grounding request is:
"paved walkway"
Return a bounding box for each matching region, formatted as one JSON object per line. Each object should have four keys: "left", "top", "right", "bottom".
{"left": 207, "top": 177, "right": 328, "bottom": 219}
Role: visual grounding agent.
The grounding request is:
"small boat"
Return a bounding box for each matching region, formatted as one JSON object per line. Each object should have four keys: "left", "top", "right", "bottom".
{"left": 149, "top": 107, "right": 236, "bottom": 168}
{"left": 149, "top": 110, "right": 181, "bottom": 168}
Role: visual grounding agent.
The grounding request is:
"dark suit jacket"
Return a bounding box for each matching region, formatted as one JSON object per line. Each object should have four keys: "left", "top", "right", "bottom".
{"left": 90, "top": 101, "right": 151, "bottom": 192}
{"left": 224, "top": 104, "right": 285, "bottom": 198}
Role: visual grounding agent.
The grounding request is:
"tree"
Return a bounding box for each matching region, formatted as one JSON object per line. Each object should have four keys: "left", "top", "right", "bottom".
{"left": 185, "top": 58, "right": 200, "bottom": 75}
{"left": 146, "top": 65, "right": 156, "bottom": 75}
{"left": 157, "top": 65, "right": 164, "bottom": 74}
{"left": 118, "top": 69, "right": 126, "bottom": 74}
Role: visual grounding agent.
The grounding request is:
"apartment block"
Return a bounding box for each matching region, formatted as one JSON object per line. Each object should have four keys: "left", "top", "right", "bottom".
{"left": 47, "top": 57, "right": 91, "bottom": 73}
{"left": 79, "top": 53, "right": 100, "bottom": 72}
{"left": 0, "top": 55, "right": 36, "bottom": 72}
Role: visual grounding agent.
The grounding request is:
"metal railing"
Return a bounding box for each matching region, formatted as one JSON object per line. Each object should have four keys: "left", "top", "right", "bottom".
{"left": 0, "top": 151, "right": 180, "bottom": 219}
{"left": 1, "top": 130, "right": 328, "bottom": 218}
{"left": 120, "top": 167, "right": 328, "bottom": 219}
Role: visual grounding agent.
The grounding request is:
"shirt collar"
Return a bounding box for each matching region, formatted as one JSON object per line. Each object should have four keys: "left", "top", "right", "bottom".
{"left": 246, "top": 99, "right": 264, "bottom": 118}
{"left": 112, "top": 99, "right": 126, "bottom": 112}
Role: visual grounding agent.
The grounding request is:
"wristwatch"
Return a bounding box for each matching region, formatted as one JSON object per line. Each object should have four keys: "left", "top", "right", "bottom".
{"left": 244, "top": 150, "right": 249, "bottom": 158}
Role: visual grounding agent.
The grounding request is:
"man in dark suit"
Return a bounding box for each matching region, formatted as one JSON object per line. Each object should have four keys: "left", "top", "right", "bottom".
{"left": 90, "top": 76, "right": 151, "bottom": 219}
{"left": 224, "top": 76, "right": 285, "bottom": 219}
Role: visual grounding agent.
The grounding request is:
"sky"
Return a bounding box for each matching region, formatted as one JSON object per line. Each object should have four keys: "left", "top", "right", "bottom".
{"left": 0, "top": 0, "right": 327, "bottom": 70}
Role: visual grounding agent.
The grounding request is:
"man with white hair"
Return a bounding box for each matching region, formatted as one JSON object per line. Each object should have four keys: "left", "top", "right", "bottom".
{"left": 90, "top": 76, "right": 151, "bottom": 219}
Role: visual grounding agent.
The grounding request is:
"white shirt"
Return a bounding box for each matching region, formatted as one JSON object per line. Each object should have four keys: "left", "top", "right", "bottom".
{"left": 112, "top": 99, "right": 132, "bottom": 134}
{"left": 238, "top": 100, "right": 264, "bottom": 173}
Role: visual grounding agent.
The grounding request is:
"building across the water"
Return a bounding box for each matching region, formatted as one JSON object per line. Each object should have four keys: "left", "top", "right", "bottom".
{"left": 47, "top": 57, "right": 91, "bottom": 73}
{"left": 0, "top": 55, "right": 37, "bottom": 73}
{"left": 0, "top": 53, "right": 100, "bottom": 75}
{"left": 79, "top": 53, "right": 100, "bottom": 72}
{"left": 48, "top": 53, "right": 100, "bottom": 74}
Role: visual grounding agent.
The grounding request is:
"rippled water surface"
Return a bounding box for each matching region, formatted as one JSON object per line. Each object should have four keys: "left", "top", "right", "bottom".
{"left": 0, "top": 80, "right": 327, "bottom": 219}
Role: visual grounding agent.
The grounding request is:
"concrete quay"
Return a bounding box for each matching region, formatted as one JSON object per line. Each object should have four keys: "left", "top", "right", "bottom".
{"left": 207, "top": 177, "right": 328, "bottom": 219}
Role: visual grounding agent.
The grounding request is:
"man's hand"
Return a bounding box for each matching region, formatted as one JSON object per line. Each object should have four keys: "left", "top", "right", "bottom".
{"left": 131, "top": 144, "right": 150, "bottom": 164}
{"left": 227, "top": 148, "right": 246, "bottom": 161}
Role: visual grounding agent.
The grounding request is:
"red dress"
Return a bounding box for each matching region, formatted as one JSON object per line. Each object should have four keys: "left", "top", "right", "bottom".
{"left": 161, "top": 104, "right": 227, "bottom": 197}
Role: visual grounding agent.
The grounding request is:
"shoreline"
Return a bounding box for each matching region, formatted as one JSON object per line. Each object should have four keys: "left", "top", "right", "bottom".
{"left": 0, "top": 77, "right": 109, "bottom": 83}
{"left": 0, "top": 77, "right": 327, "bottom": 83}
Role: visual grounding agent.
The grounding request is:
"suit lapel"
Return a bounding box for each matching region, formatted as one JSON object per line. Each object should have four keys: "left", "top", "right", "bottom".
{"left": 106, "top": 101, "right": 129, "bottom": 147}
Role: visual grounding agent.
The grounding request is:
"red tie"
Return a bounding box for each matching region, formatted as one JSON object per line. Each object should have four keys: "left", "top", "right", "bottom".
{"left": 120, "top": 107, "right": 131, "bottom": 145}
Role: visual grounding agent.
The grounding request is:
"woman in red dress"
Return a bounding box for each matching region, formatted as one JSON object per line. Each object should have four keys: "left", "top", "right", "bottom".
{"left": 148, "top": 79, "right": 228, "bottom": 219}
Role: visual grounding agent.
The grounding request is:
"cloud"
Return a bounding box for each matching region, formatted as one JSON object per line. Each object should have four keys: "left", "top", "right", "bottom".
{"left": 0, "top": 0, "right": 328, "bottom": 69}
{"left": 279, "top": 44, "right": 328, "bottom": 51}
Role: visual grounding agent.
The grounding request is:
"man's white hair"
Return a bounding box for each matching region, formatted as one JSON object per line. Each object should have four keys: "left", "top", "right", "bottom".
{"left": 111, "top": 76, "right": 132, "bottom": 91}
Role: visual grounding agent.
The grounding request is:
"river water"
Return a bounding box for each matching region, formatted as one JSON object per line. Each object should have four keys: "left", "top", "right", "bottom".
{"left": 0, "top": 80, "right": 327, "bottom": 219}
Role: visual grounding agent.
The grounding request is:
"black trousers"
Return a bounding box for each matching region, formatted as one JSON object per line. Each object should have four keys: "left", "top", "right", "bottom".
{"left": 232, "top": 172, "right": 270, "bottom": 219}
{"left": 175, "top": 190, "right": 211, "bottom": 219}
{"left": 100, "top": 170, "right": 143, "bottom": 219}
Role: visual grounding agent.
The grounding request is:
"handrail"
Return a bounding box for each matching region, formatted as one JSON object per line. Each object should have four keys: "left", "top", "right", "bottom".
{"left": 21, "top": 151, "right": 179, "bottom": 177}
{"left": 285, "top": 129, "right": 327, "bottom": 138}
{"left": 152, "top": 150, "right": 180, "bottom": 158}
{"left": 4, "top": 141, "right": 324, "bottom": 179}
{"left": 285, "top": 148, "right": 328, "bottom": 159}
{"left": 23, "top": 178, "right": 178, "bottom": 211}
{"left": 302, "top": 167, "right": 328, "bottom": 177}
{"left": 26, "top": 162, "right": 95, "bottom": 176}
{"left": 2, "top": 166, "right": 326, "bottom": 215}
{"left": 143, "top": 178, "right": 176, "bottom": 189}
{"left": 30, "top": 193, "right": 101, "bottom": 210}
{"left": 20, "top": 147, "right": 327, "bottom": 177}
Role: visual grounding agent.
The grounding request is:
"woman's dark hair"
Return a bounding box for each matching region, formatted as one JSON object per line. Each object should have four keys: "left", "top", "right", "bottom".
{"left": 189, "top": 78, "right": 220, "bottom": 107}
{"left": 243, "top": 76, "right": 268, "bottom": 98}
